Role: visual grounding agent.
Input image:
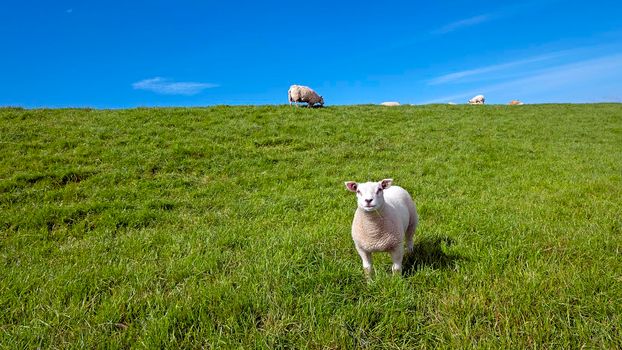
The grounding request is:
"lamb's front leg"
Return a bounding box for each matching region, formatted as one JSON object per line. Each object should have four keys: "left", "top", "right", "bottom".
{"left": 390, "top": 246, "right": 404, "bottom": 276}
{"left": 355, "top": 245, "right": 373, "bottom": 279}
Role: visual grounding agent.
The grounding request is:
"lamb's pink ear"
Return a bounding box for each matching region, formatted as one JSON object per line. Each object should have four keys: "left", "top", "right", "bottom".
{"left": 345, "top": 181, "right": 358, "bottom": 192}
{"left": 379, "top": 178, "right": 393, "bottom": 189}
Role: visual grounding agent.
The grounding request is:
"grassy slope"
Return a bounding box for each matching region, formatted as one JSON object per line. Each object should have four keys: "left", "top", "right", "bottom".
{"left": 0, "top": 104, "right": 621, "bottom": 348}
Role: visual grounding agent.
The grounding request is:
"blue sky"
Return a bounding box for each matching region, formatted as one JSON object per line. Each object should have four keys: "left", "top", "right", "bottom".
{"left": 1, "top": 0, "right": 621, "bottom": 107}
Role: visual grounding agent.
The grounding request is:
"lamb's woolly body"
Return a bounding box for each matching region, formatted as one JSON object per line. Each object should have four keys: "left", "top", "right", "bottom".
{"left": 352, "top": 208, "right": 402, "bottom": 252}
{"left": 351, "top": 186, "right": 414, "bottom": 252}
{"left": 469, "top": 94, "right": 485, "bottom": 104}
{"left": 288, "top": 85, "right": 324, "bottom": 107}
{"left": 346, "top": 181, "right": 418, "bottom": 276}
{"left": 380, "top": 101, "right": 400, "bottom": 106}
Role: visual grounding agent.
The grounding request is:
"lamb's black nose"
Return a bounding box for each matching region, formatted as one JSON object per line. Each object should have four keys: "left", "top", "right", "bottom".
{"left": 365, "top": 198, "right": 373, "bottom": 204}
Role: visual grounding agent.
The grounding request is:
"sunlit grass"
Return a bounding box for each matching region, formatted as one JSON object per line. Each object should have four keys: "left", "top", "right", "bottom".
{"left": 1, "top": 104, "right": 621, "bottom": 348}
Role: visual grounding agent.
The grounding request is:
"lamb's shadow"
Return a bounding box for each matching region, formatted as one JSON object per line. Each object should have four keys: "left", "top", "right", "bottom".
{"left": 291, "top": 103, "right": 324, "bottom": 108}
{"left": 402, "top": 236, "right": 462, "bottom": 276}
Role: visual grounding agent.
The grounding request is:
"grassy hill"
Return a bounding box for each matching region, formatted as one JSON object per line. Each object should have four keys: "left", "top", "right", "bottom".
{"left": 1, "top": 104, "right": 621, "bottom": 348}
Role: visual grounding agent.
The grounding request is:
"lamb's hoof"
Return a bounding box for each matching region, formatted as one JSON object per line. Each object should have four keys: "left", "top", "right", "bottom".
{"left": 364, "top": 267, "right": 374, "bottom": 281}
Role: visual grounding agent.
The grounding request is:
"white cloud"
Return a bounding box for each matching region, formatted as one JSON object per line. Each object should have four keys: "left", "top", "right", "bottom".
{"left": 423, "top": 53, "right": 622, "bottom": 103}
{"left": 132, "top": 77, "right": 219, "bottom": 95}
{"left": 430, "top": 1, "right": 557, "bottom": 35}
{"left": 66, "top": 9, "right": 73, "bottom": 14}
{"left": 428, "top": 53, "right": 567, "bottom": 85}
{"left": 432, "top": 14, "right": 492, "bottom": 34}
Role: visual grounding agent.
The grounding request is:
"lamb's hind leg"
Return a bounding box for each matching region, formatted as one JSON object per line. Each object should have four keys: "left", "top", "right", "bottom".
{"left": 406, "top": 223, "right": 415, "bottom": 254}
{"left": 390, "top": 246, "right": 404, "bottom": 276}
{"left": 406, "top": 207, "right": 419, "bottom": 254}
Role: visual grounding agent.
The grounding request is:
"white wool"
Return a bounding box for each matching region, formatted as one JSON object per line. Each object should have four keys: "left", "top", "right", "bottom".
{"left": 344, "top": 179, "right": 418, "bottom": 277}
{"left": 468, "top": 94, "right": 485, "bottom": 104}
{"left": 380, "top": 101, "right": 400, "bottom": 106}
{"left": 288, "top": 85, "right": 324, "bottom": 107}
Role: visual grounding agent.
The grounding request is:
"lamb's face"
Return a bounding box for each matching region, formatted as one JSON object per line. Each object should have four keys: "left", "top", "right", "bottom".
{"left": 345, "top": 179, "right": 393, "bottom": 212}
{"left": 319, "top": 96, "right": 324, "bottom": 105}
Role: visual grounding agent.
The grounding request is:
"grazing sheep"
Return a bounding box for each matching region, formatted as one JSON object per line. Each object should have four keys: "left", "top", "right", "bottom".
{"left": 288, "top": 85, "right": 324, "bottom": 107}
{"left": 344, "top": 179, "right": 418, "bottom": 277}
{"left": 509, "top": 100, "right": 524, "bottom": 105}
{"left": 468, "top": 94, "right": 485, "bottom": 104}
{"left": 380, "top": 101, "right": 400, "bottom": 106}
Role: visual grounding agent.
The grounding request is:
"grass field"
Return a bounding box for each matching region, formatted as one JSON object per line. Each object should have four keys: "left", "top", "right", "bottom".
{"left": 1, "top": 104, "right": 621, "bottom": 348}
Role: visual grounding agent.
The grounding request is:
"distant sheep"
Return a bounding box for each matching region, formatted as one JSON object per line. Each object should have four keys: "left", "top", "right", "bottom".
{"left": 288, "top": 85, "right": 324, "bottom": 107}
{"left": 344, "top": 179, "right": 418, "bottom": 277}
{"left": 468, "top": 95, "right": 485, "bottom": 104}
{"left": 509, "top": 100, "right": 524, "bottom": 105}
{"left": 380, "top": 102, "right": 400, "bottom": 106}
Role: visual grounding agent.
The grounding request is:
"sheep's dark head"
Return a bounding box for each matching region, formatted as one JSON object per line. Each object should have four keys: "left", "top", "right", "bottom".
{"left": 319, "top": 96, "right": 324, "bottom": 106}
{"left": 345, "top": 179, "right": 392, "bottom": 212}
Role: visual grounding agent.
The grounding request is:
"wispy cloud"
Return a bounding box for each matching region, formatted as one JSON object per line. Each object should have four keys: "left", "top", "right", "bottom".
{"left": 423, "top": 53, "right": 622, "bottom": 103}
{"left": 428, "top": 52, "right": 568, "bottom": 85}
{"left": 132, "top": 77, "right": 218, "bottom": 95}
{"left": 66, "top": 8, "right": 73, "bottom": 14}
{"left": 432, "top": 14, "right": 492, "bottom": 34}
{"left": 431, "top": 1, "right": 557, "bottom": 35}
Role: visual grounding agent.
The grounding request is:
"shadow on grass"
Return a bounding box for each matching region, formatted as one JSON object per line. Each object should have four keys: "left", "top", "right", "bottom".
{"left": 289, "top": 103, "right": 324, "bottom": 108}
{"left": 402, "top": 236, "right": 462, "bottom": 276}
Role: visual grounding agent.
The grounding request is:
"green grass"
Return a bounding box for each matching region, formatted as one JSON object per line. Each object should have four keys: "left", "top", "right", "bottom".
{"left": 1, "top": 104, "right": 621, "bottom": 348}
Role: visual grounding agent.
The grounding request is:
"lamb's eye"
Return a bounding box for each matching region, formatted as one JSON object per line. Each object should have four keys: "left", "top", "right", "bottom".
{"left": 356, "top": 190, "right": 361, "bottom": 194}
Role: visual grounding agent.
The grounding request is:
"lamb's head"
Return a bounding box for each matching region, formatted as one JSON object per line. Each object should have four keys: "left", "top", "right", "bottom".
{"left": 345, "top": 179, "right": 393, "bottom": 212}
{"left": 319, "top": 96, "right": 324, "bottom": 106}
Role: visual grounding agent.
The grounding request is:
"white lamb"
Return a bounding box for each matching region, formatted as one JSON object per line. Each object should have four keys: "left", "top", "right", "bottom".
{"left": 288, "top": 85, "right": 324, "bottom": 107}
{"left": 380, "top": 101, "right": 400, "bottom": 106}
{"left": 344, "top": 179, "right": 418, "bottom": 277}
{"left": 468, "top": 94, "right": 485, "bottom": 104}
